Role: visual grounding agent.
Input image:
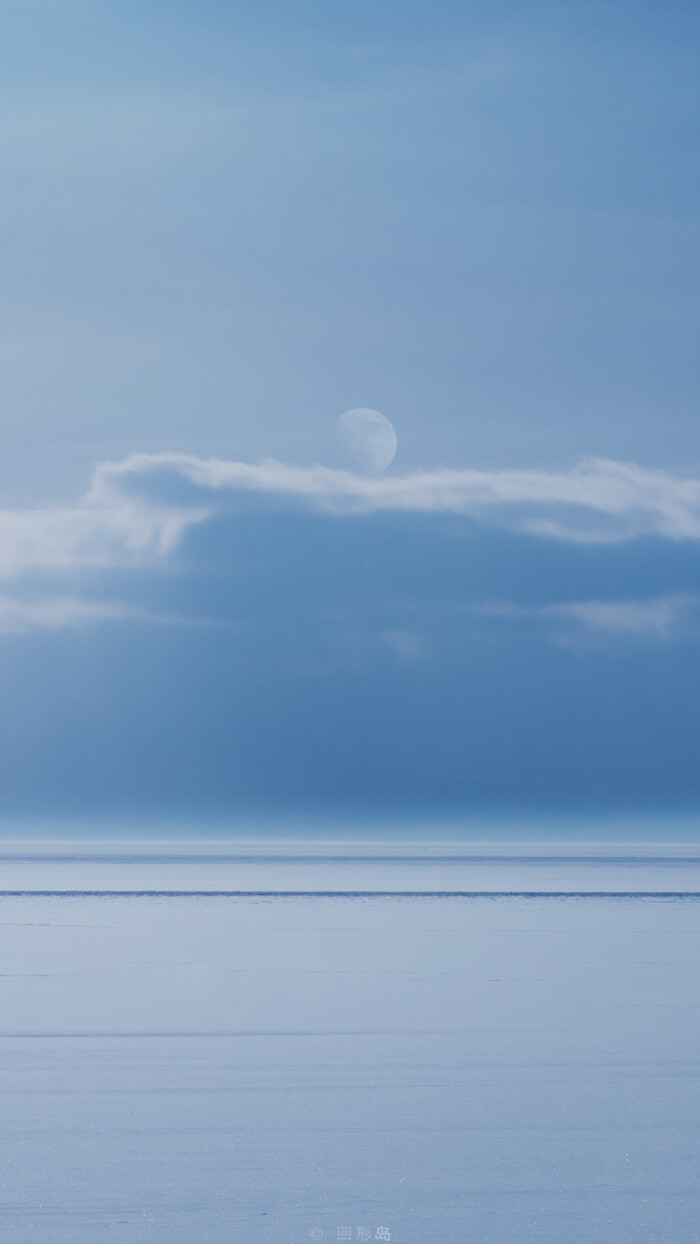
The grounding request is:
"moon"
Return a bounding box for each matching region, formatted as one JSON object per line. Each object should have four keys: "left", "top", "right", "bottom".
{"left": 337, "top": 408, "right": 397, "bottom": 473}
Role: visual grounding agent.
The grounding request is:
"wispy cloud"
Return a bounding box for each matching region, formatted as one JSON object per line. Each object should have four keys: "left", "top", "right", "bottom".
{"left": 3, "top": 450, "right": 700, "bottom": 588}
{"left": 548, "top": 595, "right": 692, "bottom": 638}
{"left": 480, "top": 593, "right": 700, "bottom": 645}
{"left": 384, "top": 628, "right": 425, "bottom": 662}
{"left": 0, "top": 468, "right": 209, "bottom": 576}
{"left": 0, "top": 596, "right": 155, "bottom": 635}
{"left": 101, "top": 451, "right": 700, "bottom": 542}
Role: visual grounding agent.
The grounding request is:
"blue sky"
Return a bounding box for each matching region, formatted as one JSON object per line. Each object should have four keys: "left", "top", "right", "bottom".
{"left": 1, "top": 0, "right": 700, "bottom": 832}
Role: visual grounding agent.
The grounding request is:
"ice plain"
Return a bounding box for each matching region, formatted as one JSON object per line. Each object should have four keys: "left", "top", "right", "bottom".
{"left": 0, "top": 842, "right": 699, "bottom": 1243}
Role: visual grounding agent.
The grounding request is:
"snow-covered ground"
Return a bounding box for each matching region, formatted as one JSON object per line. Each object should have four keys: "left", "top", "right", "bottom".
{"left": 0, "top": 843, "right": 699, "bottom": 1242}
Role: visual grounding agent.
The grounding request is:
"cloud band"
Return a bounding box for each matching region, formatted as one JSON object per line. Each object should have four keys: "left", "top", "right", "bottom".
{"left": 2, "top": 450, "right": 700, "bottom": 584}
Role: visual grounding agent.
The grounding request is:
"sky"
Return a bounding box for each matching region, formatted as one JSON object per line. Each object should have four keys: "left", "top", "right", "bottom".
{"left": 1, "top": 0, "right": 700, "bottom": 833}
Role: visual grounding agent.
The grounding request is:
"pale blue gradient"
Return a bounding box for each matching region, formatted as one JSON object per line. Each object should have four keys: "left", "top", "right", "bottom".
{"left": 1, "top": 1, "right": 700, "bottom": 499}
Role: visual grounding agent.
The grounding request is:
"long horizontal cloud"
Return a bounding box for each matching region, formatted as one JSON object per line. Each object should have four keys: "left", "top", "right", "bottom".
{"left": 96, "top": 452, "right": 700, "bottom": 541}
{"left": 480, "top": 593, "right": 700, "bottom": 645}
{"left": 3, "top": 450, "right": 700, "bottom": 581}
{"left": 0, "top": 596, "right": 156, "bottom": 634}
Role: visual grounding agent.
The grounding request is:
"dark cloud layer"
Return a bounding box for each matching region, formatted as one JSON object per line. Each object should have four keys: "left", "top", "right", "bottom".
{"left": 2, "top": 489, "right": 700, "bottom": 821}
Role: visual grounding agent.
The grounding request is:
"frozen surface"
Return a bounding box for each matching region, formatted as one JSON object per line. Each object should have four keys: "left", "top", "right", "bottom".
{"left": 0, "top": 843, "right": 699, "bottom": 1242}
{"left": 3, "top": 840, "right": 700, "bottom": 893}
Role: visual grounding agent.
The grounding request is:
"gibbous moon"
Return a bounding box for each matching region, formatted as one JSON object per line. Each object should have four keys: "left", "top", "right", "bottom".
{"left": 337, "top": 408, "right": 397, "bottom": 473}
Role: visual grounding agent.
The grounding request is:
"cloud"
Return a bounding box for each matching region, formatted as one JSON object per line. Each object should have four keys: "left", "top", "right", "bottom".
{"left": 547, "top": 595, "right": 691, "bottom": 638}
{"left": 384, "top": 628, "right": 425, "bottom": 662}
{"left": 480, "top": 593, "right": 700, "bottom": 645}
{"left": 0, "top": 470, "right": 209, "bottom": 576}
{"left": 0, "top": 596, "right": 156, "bottom": 635}
{"left": 3, "top": 450, "right": 700, "bottom": 589}
{"left": 101, "top": 451, "right": 700, "bottom": 541}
